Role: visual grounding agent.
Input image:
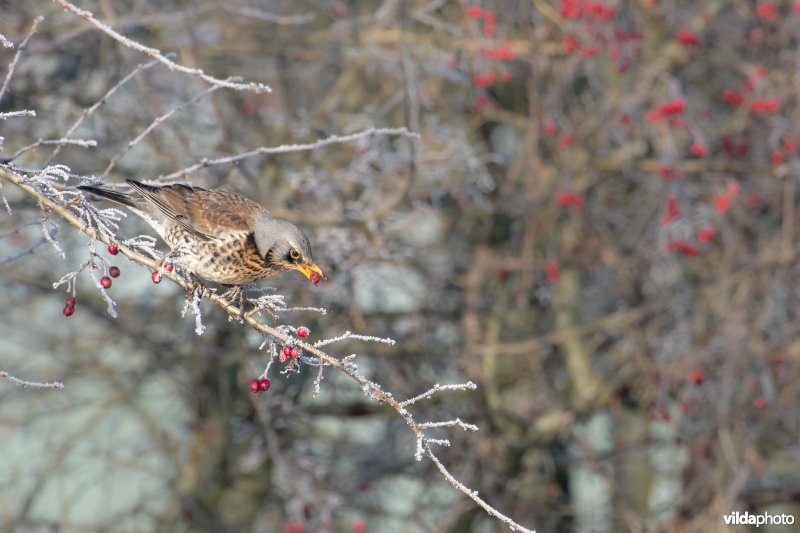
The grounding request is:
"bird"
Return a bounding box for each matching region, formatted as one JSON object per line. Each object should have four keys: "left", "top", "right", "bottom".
{"left": 79, "top": 179, "right": 324, "bottom": 295}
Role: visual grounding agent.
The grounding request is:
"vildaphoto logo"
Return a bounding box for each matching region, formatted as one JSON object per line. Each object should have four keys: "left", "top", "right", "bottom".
{"left": 723, "top": 511, "right": 795, "bottom": 527}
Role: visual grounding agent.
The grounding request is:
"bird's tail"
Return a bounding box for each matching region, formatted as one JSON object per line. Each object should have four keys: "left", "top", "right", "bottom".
{"left": 78, "top": 185, "right": 137, "bottom": 208}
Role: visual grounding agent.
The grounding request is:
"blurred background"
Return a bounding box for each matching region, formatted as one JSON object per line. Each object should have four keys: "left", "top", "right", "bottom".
{"left": 2, "top": 1, "right": 800, "bottom": 531}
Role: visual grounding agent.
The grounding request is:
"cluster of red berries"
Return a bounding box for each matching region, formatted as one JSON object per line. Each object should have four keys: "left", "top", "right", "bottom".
{"left": 280, "top": 344, "right": 301, "bottom": 362}
{"left": 63, "top": 295, "right": 77, "bottom": 317}
{"left": 151, "top": 262, "right": 173, "bottom": 284}
{"left": 249, "top": 377, "right": 271, "bottom": 393}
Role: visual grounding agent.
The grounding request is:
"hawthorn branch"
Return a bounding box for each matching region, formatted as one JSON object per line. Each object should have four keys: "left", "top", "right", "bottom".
{"left": 0, "top": 163, "right": 536, "bottom": 533}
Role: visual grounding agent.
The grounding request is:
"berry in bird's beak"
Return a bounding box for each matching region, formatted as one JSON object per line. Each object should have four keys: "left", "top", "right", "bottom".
{"left": 310, "top": 271, "right": 322, "bottom": 284}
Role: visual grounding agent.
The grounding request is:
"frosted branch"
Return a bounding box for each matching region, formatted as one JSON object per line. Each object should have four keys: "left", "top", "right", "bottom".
{"left": 159, "top": 127, "right": 421, "bottom": 181}
{"left": 14, "top": 138, "right": 98, "bottom": 159}
{"left": 45, "top": 57, "right": 165, "bottom": 165}
{"left": 181, "top": 291, "right": 206, "bottom": 336}
{"left": 54, "top": 0, "right": 271, "bottom": 94}
{"left": 0, "top": 16, "right": 42, "bottom": 103}
{"left": 425, "top": 445, "right": 536, "bottom": 533}
{"left": 0, "top": 371, "right": 65, "bottom": 390}
{"left": 102, "top": 83, "right": 224, "bottom": 177}
{"left": 314, "top": 330, "right": 396, "bottom": 348}
{"left": 418, "top": 418, "right": 480, "bottom": 432}
{"left": 399, "top": 381, "right": 478, "bottom": 408}
{"left": 0, "top": 110, "right": 36, "bottom": 120}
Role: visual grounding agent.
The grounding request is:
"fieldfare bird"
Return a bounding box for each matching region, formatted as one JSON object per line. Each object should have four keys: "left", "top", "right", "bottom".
{"left": 79, "top": 180, "right": 324, "bottom": 296}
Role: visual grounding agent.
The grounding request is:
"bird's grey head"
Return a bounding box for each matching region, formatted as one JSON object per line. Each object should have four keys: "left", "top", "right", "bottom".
{"left": 253, "top": 212, "right": 323, "bottom": 283}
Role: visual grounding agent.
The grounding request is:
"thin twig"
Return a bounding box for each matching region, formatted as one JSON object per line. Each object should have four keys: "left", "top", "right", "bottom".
{"left": 102, "top": 83, "right": 223, "bottom": 177}
{"left": 44, "top": 57, "right": 166, "bottom": 166}
{"left": 0, "top": 371, "right": 65, "bottom": 390}
{"left": 0, "top": 221, "right": 58, "bottom": 265}
{"left": 14, "top": 138, "right": 97, "bottom": 160}
{"left": 0, "top": 16, "right": 42, "bottom": 104}
{"left": 54, "top": 0, "right": 271, "bottom": 94}
{"left": 425, "top": 444, "right": 536, "bottom": 533}
{"left": 159, "top": 127, "right": 421, "bottom": 181}
{"left": 0, "top": 110, "right": 36, "bottom": 120}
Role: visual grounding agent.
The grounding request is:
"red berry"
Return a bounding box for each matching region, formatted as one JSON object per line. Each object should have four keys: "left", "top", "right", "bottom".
{"left": 282, "top": 345, "right": 293, "bottom": 359}
{"left": 100, "top": 276, "right": 112, "bottom": 289}
{"left": 63, "top": 305, "right": 75, "bottom": 317}
{"left": 753, "top": 396, "right": 767, "bottom": 410}
{"left": 290, "top": 347, "right": 301, "bottom": 359}
{"left": 163, "top": 263, "right": 174, "bottom": 272}
{"left": 297, "top": 326, "right": 310, "bottom": 338}
{"left": 249, "top": 379, "right": 261, "bottom": 393}
{"left": 310, "top": 271, "right": 322, "bottom": 284}
{"left": 259, "top": 378, "right": 271, "bottom": 391}
{"left": 687, "top": 369, "right": 704, "bottom": 385}
{"left": 352, "top": 519, "right": 366, "bottom": 533}
{"left": 151, "top": 271, "right": 162, "bottom": 284}
{"left": 107, "top": 244, "right": 118, "bottom": 255}
{"left": 65, "top": 296, "right": 77, "bottom": 308}
{"left": 109, "top": 266, "right": 121, "bottom": 278}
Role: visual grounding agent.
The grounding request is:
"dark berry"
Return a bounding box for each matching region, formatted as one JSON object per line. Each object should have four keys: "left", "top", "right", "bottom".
{"left": 248, "top": 379, "right": 260, "bottom": 393}
{"left": 109, "top": 266, "right": 121, "bottom": 278}
{"left": 63, "top": 305, "right": 75, "bottom": 317}
{"left": 259, "top": 378, "right": 271, "bottom": 391}
{"left": 107, "top": 244, "right": 118, "bottom": 255}
{"left": 65, "top": 296, "right": 77, "bottom": 308}
{"left": 151, "top": 271, "right": 162, "bottom": 284}
{"left": 100, "top": 276, "right": 112, "bottom": 289}
{"left": 297, "top": 326, "right": 309, "bottom": 338}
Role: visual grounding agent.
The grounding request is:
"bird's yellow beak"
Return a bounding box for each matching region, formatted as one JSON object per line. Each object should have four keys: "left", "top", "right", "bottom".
{"left": 296, "top": 262, "right": 325, "bottom": 285}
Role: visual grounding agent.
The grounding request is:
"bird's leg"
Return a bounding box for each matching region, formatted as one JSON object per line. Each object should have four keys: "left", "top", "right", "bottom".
{"left": 220, "top": 285, "right": 246, "bottom": 317}
{"left": 184, "top": 273, "right": 212, "bottom": 304}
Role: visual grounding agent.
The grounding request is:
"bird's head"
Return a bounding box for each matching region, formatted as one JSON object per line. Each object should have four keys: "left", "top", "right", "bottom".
{"left": 253, "top": 214, "right": 324, "bottom": 284}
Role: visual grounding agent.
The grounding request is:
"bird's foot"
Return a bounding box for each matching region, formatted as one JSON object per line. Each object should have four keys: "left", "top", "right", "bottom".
{"left": 220, "top": 285, "right": 247, "bottom": 318}
{"left": 185, "top": 273, "right": 212, "bottom": 303}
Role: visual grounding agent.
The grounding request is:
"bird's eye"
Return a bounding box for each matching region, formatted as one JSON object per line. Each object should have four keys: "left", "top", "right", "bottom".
{"left": 289, "top": 248, "right": 300, "bottom": 261}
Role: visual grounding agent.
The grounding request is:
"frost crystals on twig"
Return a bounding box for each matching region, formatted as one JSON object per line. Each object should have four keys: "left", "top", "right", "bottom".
{"left": 55, "top": 0, "right": 271, "bottom": 94}
{"left": 399, "top": 381, "right": 477, "bottom": 407}
{"left": 181, "top": 290, "right": 206, "bottom": 335}
{"left": 314, "top": 330, "right": 396, "bottom": 348}
{"left": 0, "top": 371, "right": 65, "bottom": 390}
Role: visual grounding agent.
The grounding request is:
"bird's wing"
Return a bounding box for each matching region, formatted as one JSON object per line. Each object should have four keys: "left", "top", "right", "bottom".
{"left": 126, "top": 180, "right": 260, "bottom": 239}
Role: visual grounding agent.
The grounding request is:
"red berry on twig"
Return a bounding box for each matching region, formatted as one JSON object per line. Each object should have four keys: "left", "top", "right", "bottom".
{"left": 297, "top": 326, "right": 310, "bottom": 338}
{"left": 107, "top": 244, "right": 118, "bottom": 255}
{"left": 249, "top": 379, "right": 260, "bottom": 393}
{"left": 151, "top": 271, "right": 162, "bottom": 284}
{"left": 100, "top": 276, "right": 112, "bottom": 289}
{"left": 109, "top": 266, "right": 121, "bottom": 278}
{"left": 63, "top": 306, "right": 75, "bottom": 317}
{"left": 280, "top": 345, "right": 292, "bottom": 362}
{"left": 163, "top": 263, "right": 174, "bottom": 272}
{"left": 65, "top": 296, "right": 77, "bottom": 308}
{"left": 290, "top": 347, "right": 301, "bottom": 359}
{"left": 259, "top": 378, "right": 271, "bottom": 391}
